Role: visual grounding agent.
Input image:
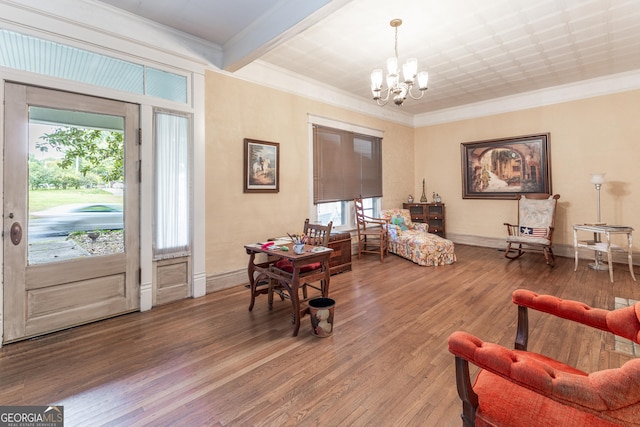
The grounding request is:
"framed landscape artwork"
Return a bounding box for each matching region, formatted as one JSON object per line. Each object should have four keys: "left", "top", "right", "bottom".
{"left": 244, "top": 138, "right": 279, "bottom": 193}
{"left": 461, "top": 133, "right": 551, "bottom": 199}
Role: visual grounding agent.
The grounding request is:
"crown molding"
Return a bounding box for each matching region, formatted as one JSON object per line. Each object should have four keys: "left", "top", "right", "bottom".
{"left": 413, "top": 70, "right": 640, "bottom": 127}
{"left": 231, "top": 60, "right": 415, "bottom": 127}
{"left": 230, "top": 60, "right": 640, "bottom": 129}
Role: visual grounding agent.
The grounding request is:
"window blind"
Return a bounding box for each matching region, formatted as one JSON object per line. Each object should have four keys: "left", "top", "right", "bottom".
{"left": 313, "top": 125, "right": 382, "bottom": 204}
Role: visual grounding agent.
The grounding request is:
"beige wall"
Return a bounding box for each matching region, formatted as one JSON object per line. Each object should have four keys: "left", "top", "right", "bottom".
{"left": 415, "top": 89, "right": 640, "bottom": 250}
{"left": 204, "top": 71, "right": 414, "bottom": 279}
{"left": 205, "top": 69, "right": 640, "bottom": 284}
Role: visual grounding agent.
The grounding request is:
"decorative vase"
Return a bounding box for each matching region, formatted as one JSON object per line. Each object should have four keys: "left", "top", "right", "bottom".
{"left": 420, "top": 179, "right": 428, "bottom": 203}
{"left": 408, "top": 195, "right": 414, "bottom": 203}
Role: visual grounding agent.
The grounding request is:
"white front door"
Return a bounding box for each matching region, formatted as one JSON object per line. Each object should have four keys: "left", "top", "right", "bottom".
{"left": 3, "top": 83, "right": 140, "bottom": 343}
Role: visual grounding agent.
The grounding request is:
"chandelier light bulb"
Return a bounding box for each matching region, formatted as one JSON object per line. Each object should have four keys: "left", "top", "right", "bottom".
{"left": 386, "top": 73, "right": 399, "bottom": 89}
{"left": 370, "top": 69, "right": 383, "bottom": 92}
{"left": 386, "top": 57, "right": 398, "bottom": 75}
{"left": 417, "top": 71, "right": 429, "bottom": 90}
{"left": 403, "top": 58, "right": 418, "bottom": 83}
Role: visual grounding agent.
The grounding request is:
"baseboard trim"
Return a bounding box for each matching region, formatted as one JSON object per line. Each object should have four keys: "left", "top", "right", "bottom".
{"left": 206, "top": 268, "right": 247, "bottom": 293}
{"left": 447, "top": 233, "right": 637, "bottom": 266}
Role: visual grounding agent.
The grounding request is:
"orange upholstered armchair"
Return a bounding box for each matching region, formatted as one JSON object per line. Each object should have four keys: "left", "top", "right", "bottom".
{"left": 448, "top": 290, "right": 640, "bottom": 426}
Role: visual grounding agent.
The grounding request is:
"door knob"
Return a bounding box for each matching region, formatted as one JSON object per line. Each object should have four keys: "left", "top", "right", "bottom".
{"left": 10, "top": 222, "right": 22, "bottom": 245}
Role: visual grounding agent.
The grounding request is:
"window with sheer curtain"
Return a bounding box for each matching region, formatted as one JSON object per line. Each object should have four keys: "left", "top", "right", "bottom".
{"left": 154, "top": 110, "right": 191, "bottom": 257}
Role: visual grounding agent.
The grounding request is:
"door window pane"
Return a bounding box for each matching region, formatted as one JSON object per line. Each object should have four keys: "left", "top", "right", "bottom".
{"left": 28, "top": 108, "right": 125, "bottom": 265}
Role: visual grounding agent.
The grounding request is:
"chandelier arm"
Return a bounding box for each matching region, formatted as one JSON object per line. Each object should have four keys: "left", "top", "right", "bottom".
{"left": 375, "top": 87, "right": 391, "bottom": 102}
{"left": 407, "top": 87, "right": 426, "bottom": 100}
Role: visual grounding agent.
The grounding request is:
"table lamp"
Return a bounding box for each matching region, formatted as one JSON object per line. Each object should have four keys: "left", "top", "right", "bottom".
{"left": 589, "top": 173, "right": 607, "bottom": 270}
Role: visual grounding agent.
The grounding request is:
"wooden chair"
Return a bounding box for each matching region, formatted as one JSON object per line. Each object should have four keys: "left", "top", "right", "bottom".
{"left": 448, "top": 289, "right": 640, "bottom": 427}
{"left": 354, "top": 197, "right": 389, "bottom": 262}
{"left": 268, "top": 219, "right": 332, "bottom": 307}
{"left": 504, "top": 193, "right": 560, "bottom": 266}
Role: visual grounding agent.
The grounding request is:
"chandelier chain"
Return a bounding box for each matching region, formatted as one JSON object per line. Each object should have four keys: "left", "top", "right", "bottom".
{"left": 394, "top": 26, "right": 399, "bottom": 61}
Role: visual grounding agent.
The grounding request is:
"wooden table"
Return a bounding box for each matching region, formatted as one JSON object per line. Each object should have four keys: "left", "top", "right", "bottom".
{"left": 245, "top": 242, "right": 333, "bottom": 336}
{"left": 573, "top": 224, "right": 636, "bottom": 283}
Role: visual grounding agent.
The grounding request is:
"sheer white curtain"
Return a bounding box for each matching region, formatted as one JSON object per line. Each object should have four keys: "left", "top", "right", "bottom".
{"left": 154, "top": 110, "right": 191, "bottom": 257}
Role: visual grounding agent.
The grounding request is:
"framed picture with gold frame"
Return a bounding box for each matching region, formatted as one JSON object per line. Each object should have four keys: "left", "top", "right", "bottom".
{"left": 244, "top": 138, "right": 279, "bottom": 193}
{"left": 461, "top": 133, "right": 551, "bottom": 199}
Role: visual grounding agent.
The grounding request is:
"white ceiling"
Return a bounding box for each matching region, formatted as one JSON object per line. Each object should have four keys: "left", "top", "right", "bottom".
{"left": 97, "top": 0, "right": 640, "bottom": 116}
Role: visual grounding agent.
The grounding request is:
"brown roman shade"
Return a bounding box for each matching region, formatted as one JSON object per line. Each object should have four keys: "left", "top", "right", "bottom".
{"left": 313, "top": 125, "right": 382, "bottom": 204}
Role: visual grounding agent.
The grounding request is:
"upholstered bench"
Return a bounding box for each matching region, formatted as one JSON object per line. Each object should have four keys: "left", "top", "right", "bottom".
{"left": 382, "top": 209, "right": 456, "bottom": 266}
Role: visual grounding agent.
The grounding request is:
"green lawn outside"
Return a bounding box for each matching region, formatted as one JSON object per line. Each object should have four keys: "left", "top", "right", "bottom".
{"left": 29, "top": 189, "right": 123, "bottom": 212}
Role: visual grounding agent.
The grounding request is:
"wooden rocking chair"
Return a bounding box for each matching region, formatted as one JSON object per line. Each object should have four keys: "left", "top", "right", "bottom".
{"left": 504, "top": 194, "right": 560, "bottom": 266}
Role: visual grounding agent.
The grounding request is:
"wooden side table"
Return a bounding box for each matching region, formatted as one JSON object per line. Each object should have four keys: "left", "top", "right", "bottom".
{"left": 327, "top": 231, "right": 352, "bottom": 274}
{"left": 573, "top": 224, "right": 636, "bottom": 283}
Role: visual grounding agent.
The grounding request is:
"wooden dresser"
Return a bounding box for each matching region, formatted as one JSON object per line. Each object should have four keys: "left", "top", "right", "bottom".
{"left": 426, "top": 203, "right": 446, "bottom": 238}
{"left": 403, "top": 203, "right": 428, "bottom": 223}
{"left": 327, "top": 231, "right": 352, "bottom": 274}
{"left": 403, "top": 202, "right": 446, "bottom": 238}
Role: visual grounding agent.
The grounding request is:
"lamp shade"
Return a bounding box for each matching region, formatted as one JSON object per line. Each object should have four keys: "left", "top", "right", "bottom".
{"left": 417, "top": 71, "right": 429, "bottom": 90}
{"left": 370, "top": 69, "right": 383, "bottom": 92}
{"left": 402, "top": 58, "right": 418, "bottom": 82}
{"left": 590, "top": 173, "right": 606, "bottom": 185}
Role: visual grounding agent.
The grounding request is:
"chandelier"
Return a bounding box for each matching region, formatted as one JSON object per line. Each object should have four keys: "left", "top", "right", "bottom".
{"left": 370, "top": 19, "right": 429, "bottom": 107}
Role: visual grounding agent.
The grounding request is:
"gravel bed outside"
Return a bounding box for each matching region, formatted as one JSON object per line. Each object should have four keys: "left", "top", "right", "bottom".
{"left": 67, "top": 230, "right": 124, "bottom": 256}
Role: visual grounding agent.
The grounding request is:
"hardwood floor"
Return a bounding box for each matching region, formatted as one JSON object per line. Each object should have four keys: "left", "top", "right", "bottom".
{"left": 1, "top": 244, "right": 638, "bottom": 426}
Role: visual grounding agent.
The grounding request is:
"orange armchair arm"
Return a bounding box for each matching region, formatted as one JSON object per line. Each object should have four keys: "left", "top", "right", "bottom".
{"left": 513, "top": 289, "right": 640, "bottom": 343}
{"left": 448, "top": 331, "right": 640, "bottom": 415}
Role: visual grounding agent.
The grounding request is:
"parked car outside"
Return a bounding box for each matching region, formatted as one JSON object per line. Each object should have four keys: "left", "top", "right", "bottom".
{"left": 29, "top": 203, "right": 123, "bottom": 236}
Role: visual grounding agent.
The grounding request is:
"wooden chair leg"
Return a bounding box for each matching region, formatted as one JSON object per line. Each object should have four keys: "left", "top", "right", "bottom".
{"left": 544, "top": 247, "right": 555, "bottom": 267}
{"left": 455, "top": 356, "right": 478, "bottom": 427}
{"left": 504, "top": 243, "right": 525, "bottom": 260}
{"left": 504, "top": 242, "right": 512, "bottom": 259}
{"left": 268, "top": 280, "right": 274, "bottom": 309}
{"left": 514, "top": 305, "right": 529, "bottom": 350}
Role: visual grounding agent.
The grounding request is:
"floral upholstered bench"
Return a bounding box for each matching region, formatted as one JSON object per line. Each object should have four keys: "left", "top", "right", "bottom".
{"left": 381, "top": 209, "right": 456, "bottom": 266}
